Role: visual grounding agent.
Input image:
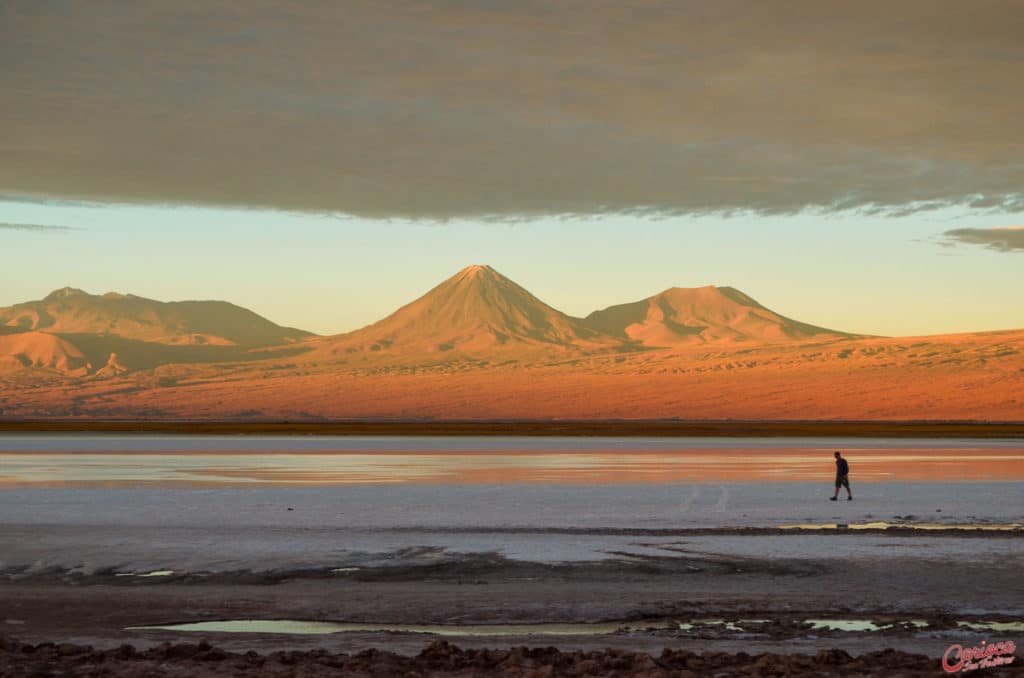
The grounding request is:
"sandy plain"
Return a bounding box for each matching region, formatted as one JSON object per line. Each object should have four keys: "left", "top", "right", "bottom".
{"left": 2, "top": 328, "right": 1022, "bottom": 422}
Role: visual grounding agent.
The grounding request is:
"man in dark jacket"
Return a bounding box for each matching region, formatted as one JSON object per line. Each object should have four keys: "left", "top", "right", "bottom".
{"left": 830, "top": 451, "right": 852, "bottom": 501}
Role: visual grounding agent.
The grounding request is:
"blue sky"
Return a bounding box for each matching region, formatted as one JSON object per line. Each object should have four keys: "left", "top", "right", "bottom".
{"left": 1, "top": 198, "right": 1020, "bottom": 337}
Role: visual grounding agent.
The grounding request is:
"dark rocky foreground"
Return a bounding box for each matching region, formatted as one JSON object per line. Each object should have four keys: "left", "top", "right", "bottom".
{"left": 3, "top": 637, "right": 1022, "bottom": 677}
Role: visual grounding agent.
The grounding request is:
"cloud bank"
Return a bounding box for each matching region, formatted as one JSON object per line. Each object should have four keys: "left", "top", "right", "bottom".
{"left": 1, "top": 1, "right": 1022, "bottom": 219}
{"left": 943, "top": 227, "right": 1024, "bottom": 252}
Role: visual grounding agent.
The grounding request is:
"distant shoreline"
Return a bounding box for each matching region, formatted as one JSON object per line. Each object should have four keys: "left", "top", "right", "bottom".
{"left": 0, "top": 420, "right": 1021, "bottom": 437}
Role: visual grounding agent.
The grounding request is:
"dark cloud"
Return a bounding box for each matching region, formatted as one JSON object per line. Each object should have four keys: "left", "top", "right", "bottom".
{"left": 1, "top": 1, "right": 1023, "bottom": 219}
{"left": 0, "top": 222, "right": 75, "bottom": 232}
{"left": 943, "top": 227, "right": 1024, "bottom": 252}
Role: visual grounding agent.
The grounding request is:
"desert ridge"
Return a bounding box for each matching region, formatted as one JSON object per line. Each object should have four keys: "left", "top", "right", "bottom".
{"left": 0, "top": 331, "right": 91, "bottom": 376}
{"left": 3, "top": 326, "right": 1022, "bottom": 419}
{"left": 0, "top": 287, "right": 314, "bottom": 376}
{"left": 0, "top": 287, "right": 311, "bottom": 347}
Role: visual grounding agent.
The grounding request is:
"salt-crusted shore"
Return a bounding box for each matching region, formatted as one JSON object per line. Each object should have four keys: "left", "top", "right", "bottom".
{"left": 2, "top": 481, "right": 1021, "bottom": 668}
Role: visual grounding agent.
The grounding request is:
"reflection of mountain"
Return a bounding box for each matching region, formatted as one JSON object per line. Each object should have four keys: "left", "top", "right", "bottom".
{"left": 584, "top": 286, "right": 853, "bottom": 346}
{"left": 317, "top": 265, "right": 615, "bottom": 357}
{"left": 0, "top": 287, "right": 311, "bottom": 346}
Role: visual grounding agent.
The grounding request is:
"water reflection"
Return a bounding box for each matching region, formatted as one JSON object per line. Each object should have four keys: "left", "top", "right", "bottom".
{"left": 1, "top": 437, "right": 1022, "bottom": 487}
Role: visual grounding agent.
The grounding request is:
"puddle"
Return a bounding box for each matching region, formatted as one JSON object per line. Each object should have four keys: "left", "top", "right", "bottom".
{"left": 680, "top": 619, "right": 921, "bottom": 633}
{"left": 678, "top": 619, "right": 770, "bottom": 632}
{"left": 811, "top": 618, "right": 892, "bottom": 634}
{"left": 115, "top": 570, "right": 175, "bottom": 578}
{"left": 779, "top": 522, "right": 1023, "bottom": 531}
{"left": 804, "top": 619, "right": 1019, "bottom": 633}
{"left": 331, "top": 567, "right": 361, "bottom": 573}
{"left": 959, "top": 621, "right": 1024, "bottom": 632}
{"left": 126, "top": 619, "right": 672, "bottom": 637}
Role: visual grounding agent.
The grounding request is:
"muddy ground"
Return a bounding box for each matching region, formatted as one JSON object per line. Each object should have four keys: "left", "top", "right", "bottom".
{"left": 2, "top": 538, "right": 1022, "bottom": 675}
{"left": 2, "top": 466, "right": 1022, "bottom": 675}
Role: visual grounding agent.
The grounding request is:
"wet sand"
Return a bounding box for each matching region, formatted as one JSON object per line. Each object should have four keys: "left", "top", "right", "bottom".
{"left": 3, "top": 539, "right": 1023, "bottom": 675}
{"left": 3, "top": 485, "right": 1022, "bottom": 670}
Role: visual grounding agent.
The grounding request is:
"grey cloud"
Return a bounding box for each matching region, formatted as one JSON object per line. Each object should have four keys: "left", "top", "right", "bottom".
{"left": 0, "top": 222, "right": 75, "bottom": 232}
{"left": 943, "top": 228, "right": 1024, "bottom": 252}
{"left": 1, "top": 1, "right": 1023, "bottom": 219}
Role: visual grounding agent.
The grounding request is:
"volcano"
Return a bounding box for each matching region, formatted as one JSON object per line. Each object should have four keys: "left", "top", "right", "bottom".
{"left": 0, "top": 287, "right": 312, "bottom": 347}
{"left": 583, "top": 286, "right": 853, "bottom": 346}
{"left": 320, "top": 265, "right": 615, "bottom": 356}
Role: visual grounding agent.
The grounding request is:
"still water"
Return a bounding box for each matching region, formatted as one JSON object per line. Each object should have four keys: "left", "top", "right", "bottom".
{"left": 1, "top": 435, "right": 1021, "bottom": 487}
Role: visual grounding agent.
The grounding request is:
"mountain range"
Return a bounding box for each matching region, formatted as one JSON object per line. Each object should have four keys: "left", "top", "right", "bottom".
{"left": 1, "top": 286, "right": 310, "bottom": 346}
{"left": 0, "top": 287, "right": 310, "bottom": 375}
{"left": 1, "top": 266, "right": 853, "bottom": 374}
{"left": 1, "top": 265, "right": 1020, "bottom": 421}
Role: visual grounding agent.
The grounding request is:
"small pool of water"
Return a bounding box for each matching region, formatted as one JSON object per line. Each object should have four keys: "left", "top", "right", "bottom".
{"left": 958, "top": 621, "right": 1024, "bottom": 632}
{"left": 804, "top": 619, "right": 923, "bottom": 632}
{"left": 677, "top": 619, "right": 770, "bottom": 631}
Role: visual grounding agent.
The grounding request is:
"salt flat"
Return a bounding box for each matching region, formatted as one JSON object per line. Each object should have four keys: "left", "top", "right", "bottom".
{"left": 1, "top": 481, "right": 1021, "bottom": 572}
{"left": 1, "top": 436, "right": 1021, "bottom": 660}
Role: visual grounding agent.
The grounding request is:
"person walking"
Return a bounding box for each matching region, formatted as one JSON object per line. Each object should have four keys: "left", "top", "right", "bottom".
{"left": 830, "top": 451, "right": 852, "bottom": 501}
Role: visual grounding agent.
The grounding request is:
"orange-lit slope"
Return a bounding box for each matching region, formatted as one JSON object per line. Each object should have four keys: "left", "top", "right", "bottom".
{"left": 584, "top": 286, "right": 854, "bottom": 346}
{"left": 0, "top": 287, "right": 311, "bottom": 347}
{"left": 0, "top": 331, "right": 90, "bottom": 376}
{"left": 317, "top": 265, "right": 617, "bottom": 357}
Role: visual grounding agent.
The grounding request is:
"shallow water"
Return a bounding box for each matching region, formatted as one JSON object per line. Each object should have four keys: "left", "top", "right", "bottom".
{"left": 958, "top": 621, "right": 1024, "bottom": 632}
{"left": 1, "top": 435, "right": 1021, "bottom": 487}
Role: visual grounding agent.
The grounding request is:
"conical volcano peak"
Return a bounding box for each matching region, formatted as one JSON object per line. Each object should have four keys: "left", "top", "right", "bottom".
{"left": 320, "top": 265, "right": 614, "bottom": 355}
{"left": 451, "top": 264, "right": 503, "bottom": 285}
{"left": 436, "top": 265, "right": 538, "bottom": 303}
{"left": 44, "top": 286, "right": 89, "bottom": 301}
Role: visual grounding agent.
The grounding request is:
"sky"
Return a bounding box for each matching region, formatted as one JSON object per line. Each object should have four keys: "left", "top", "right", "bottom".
{"left": 1, "top": 1, "right": 1022, "bottom": 337}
